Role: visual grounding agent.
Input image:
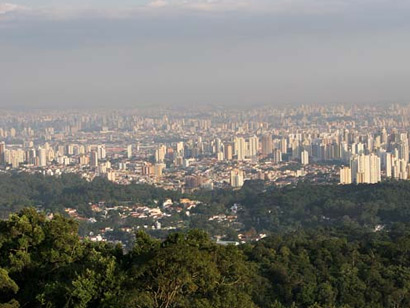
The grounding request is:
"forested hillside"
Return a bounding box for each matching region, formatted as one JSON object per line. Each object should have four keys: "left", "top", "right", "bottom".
{"left": 2, "top": 173, "right": 410, "bottom": 234}
{"left": 236, "top": 179, "right": 410, "bottom": 232}
{"left": 0, "top": 173, "right": 180, "bottom": 218}
{"left": 1, "top": 209, "right": 410, "bottom": 307}
{"left": 3, "top": 175, "right": 410, "bottom": 307}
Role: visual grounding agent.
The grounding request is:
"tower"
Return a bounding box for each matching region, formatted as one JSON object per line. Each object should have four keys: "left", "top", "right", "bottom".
{"left": 261, "top": 134, "right": 272, "bottom": 156}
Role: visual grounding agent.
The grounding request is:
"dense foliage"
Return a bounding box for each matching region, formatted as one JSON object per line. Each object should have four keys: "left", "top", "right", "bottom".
{"left": 2, "top": 209, "right": 410, "bottom": 307}
{"left": 196, "top": 179, "right": 410, "bottom": 232}
{"left": 3, "top": 174, "right": 410, "bottom": 306}
{"left": 0, "top": 209, "right": 255, "bottom": 308}
{"left": 3, "top": 173, "right": 410, "bottom": 233}
{"left": 0, "top": 173, "right": 180, "bottom": 218}
{"left": 245, "top": 226, "right": 410, "bottom": 308}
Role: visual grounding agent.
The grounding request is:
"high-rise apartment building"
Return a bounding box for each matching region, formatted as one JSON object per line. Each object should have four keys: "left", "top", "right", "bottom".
{"left": 0, "top": 141, "right": 5, "bottom": 164}
{"left": 176, "top": 142, "right": 184, "bottom": 158}
{"left": 280, "top": 138, "right": 287, "bottom": 155}
{"left": 248, "top": 136, "right": 259, "bottom": 157}
{"left": 230, "top": 169, "right": 244, "bottom": 188}
{"left": 340, "top": 166, "right": 352, "bottom": 184}
{"left": 127, "top": 145, "right": 133, "bottom": 158}
{"left": 97, "top": 145, "right": 106, "bottom": 160}
{"left": 154, "top": 163, "right": 166, "bottom": 178}
{"left": 155, "top": 145, "right": 166, "bottom": 163}
{"left": 37, "top": 147, "right": 47, "bottom": 167}
{"left": 301, "top": 150, "right": 309, "bottom": 165}
{"left": 399, "top": 141, "right": 409, "bottom": 162}
{"left": 234, "top": 137, "right": 246, "bottom": 161}
{"left": 273, "top": 149, "right": 282, "bottom": 164}
{"left": 90, "top": 151, "right": 99, "bottom": 167}
{"left": 261, "top": 134, "right": 272, "bottom": 156}
{"left": 350, "top": 153, "right": 381, "bottom": 184}
{"left": 224, "top": 144, "right": 233, "bottom": 160}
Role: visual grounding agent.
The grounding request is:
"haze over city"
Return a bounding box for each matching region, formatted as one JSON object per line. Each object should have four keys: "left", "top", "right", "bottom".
{"left": 5, "top": 2, "right": 410, "bottom": 307}
{"left": 1, "top": 0, "right": 410, "bottom": 108}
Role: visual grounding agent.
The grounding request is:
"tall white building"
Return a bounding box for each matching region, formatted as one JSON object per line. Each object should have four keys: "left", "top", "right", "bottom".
{"left": 176, "top": 142, "right": 184, "bottom": 158}
{"left": 37, "top": 147, "right": 47, "bottom": 167}
{"left": 127, "top": 145, "right": 133, "bottom": 158}
{"left": 248, "top": 136, "right": 259, "bottom": 157}
{"left": 341, "top": 141, "right": 350, "bottom": 163}
{"left": 273, "top": 149, "right": 282, "bottom": 164}
{"left": 230, "top": 169, "right": 244, "bottom": 188}
{"left": 6, "top": 149, "right": 25, "bottom": 169}
{"left": 350, "top": 153, "right": 381, "bottom": 184}
{"left": 280, "top": 138, "right": 287, "bottom": 154}
{"left": 214, "top": 138, "right": 223, "bottom": 154}
{"left": 97, "top": 145, "right": 106, "bottom": 160}
{"left": 392, "top": 158, "right": 408, "bottom": 180}
{"left": 352, "top": 142, "right": 365, "bottom": 155}
{"left": 379, "top": 151, "right": 393, "bottom": 178}
{"left": 301, "top": 150, "right": 309, "bottom": 165}
{"left": 399, "top": 141, "right": 409, "bottom": 162}
{"left": 155, "top": 145, "right": 166, "bottom": 163}
{"left": 234, "top": 137, "right": 246, "bottom": 161}
{"left": 340, "top": 166, "right": 352, "bottom": 184}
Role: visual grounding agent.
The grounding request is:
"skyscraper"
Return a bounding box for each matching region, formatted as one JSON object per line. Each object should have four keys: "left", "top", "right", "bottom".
{"left": 248, "top": 136, "right": 259, "bottom": 157}
{"left": 392, "top": 158, "right": 408, "bottom": 180}
{"left": 155, "top": 145, "right": 166, "bottom": 163}
{"left": 224, "top": 144, "right": 233, "bottom": 160}
{"left": 350, "top": 153, "right": 381, "bottom": 184}
{"left": 127, "top": 145, "right": 133, "bottom": 158}
{"left": 176, "top": 142, "right": 184, "bottom": 158}
{"left": 90, "top": 151, "right": 99, "bottom": 167}
{"left": 273, "top": 149, "right": 282, "bottom": 164}
{"left": 97, "top": 145, "right": 106, "bottom": 160}
{"left": 234, "top": 137, "right": 246, "bottom": 161}
{"left": 301, "top": 150, "right": 309, "bottom": 165}
{"left": 37, "top": 147, "right": 47, "bottom": 167}
{"left": 214, "top": 138, "right": 223, "bottom": 154}
{"left": 280, "top": 138, "right": 287, "bottom": 155}
{"left": 399, "top": 141, "right": 409, "bottom": 162}
{"left": 340, "top": 166, "right": 352, "bottom": 184}
{"left": 154, "top": 163, "right": 166, "bottom": 178}
{"left": 230, "top": 169, "right": 244, "bottom": 188}
{"left": 261, "top": 134, "right": 272, "bottom": 156}
{"left": 0, "top": 141, "right": 5, "bottom": 164}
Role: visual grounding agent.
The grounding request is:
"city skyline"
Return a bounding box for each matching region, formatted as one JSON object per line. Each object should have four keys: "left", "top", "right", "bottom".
{"left": 2, "top": 103, "right": 410, "bottom": 189}
{"left": 2, "top": 4, "right": 410, "bottom": 303}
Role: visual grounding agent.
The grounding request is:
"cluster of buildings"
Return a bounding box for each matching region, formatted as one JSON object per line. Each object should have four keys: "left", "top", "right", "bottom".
{"left": 3, "top": 104, "right": 410, "bottom": 246}
{"left": 1, "top": 104, "right": 410, "bottom": 189}
{"left": 339, "top": 131, "right": 410, "bottom": 184}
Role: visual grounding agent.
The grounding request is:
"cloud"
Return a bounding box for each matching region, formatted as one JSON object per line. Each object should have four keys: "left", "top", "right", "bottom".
{"left": 145, "top": 0, "right": 250, "bottom": 11}
{"left": 1, "top": 0, "right": 410, "bottom": 20}
{"left": 145, "top": 0, "right": 410, "bottom": 14}
{"left": 0, "top": 1, "right": 251, "bottom": 21}
{"left": 0, "top": 3, "right": 26, "bottom": 15}
{"left": 147, "top": 0, "right": 169, "bottom": 8}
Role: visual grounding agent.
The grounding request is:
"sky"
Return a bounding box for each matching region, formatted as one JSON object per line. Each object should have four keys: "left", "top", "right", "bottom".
{"left": 1, "top": 0, "right": 410, "bottom": 109}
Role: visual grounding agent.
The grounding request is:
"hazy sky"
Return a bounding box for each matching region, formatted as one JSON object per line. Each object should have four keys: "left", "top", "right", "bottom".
{"left": 1, "top": 0, "right": 410, "bottom": 109}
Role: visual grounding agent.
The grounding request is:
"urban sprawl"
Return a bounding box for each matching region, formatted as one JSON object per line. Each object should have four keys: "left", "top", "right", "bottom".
{"left": 1, "top": 104, "right": 410, "bottom": 243}
{"left": 1, "top": 104, "right": 410, "bottom": 188}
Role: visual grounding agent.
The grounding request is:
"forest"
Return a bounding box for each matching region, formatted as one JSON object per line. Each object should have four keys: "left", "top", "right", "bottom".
{"left": 2, "top": 173, "right": 410, "bottom": 306}
{"left": 1, "top": 208, "right": 410, "bottom": 307}
{"left": 2, "top": 173, "right": 410, "bottom": 234}
{"left": 0, "top": 172, "right": 181, "bottom": 219}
